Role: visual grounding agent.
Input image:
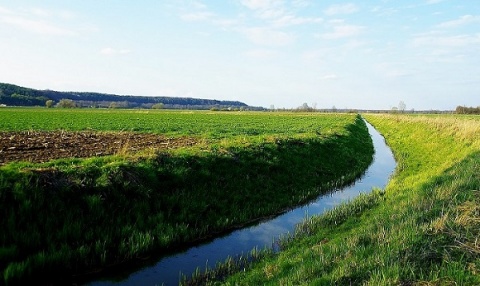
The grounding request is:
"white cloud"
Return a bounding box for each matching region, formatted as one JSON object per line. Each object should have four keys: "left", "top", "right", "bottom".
{"left": 0, "top": 6, "right": 14, "bottom": 15}
{"left": 0, "top": 15, "right": 74, "bottom": 36}
{"left": 180, "top": 11, "right": 213, "bottom": 21}
{"left": 426, "top": 0, "right": 445, "bottom": 4}
{"left": 371, "top": 6, "right": 398, "bottom": 17}
{"left": 28, "top": 7, "right": 74, "bottom": 20}
{"left": 321, "top": 24, "right": 364, "bottom": 39}
{"left": 410, "top": 31, "right": 480, "bottom": 64}
{"left": 413, "top": 33, "right": 480, "bottom": 48}
{"left": 242, "top": 27, "right": 294, "bottom": 46}
{"left": 292, "top": 0, "right": 310, "bottom": 9}
{"left": 240, "top": 0, "right": 322, "bottom": 27}
{"left": 272, "top": 14, "right": 323, "bottom": 27}
{"left": 244, "top": 48, "right": 281, "bottom": 60}
{"left": 437, "top": 15, "right": 480, "bottom": 28}
{"left": 177, "top": 2, "right": 237, "bottom": 29}
{"left": 324, "top": 3, "right": 358, "bottom": 16}
{"left": 0, "top": 6, "right": 75, "bottom": 36}
{"left": 100, "top": 48, "right": 131, "bottom": 55}
{"left": 320, "top": 74, "right": 339, "bottom": 80}
{"left": 240, "top": 0, "right": 280, "bottom": 11}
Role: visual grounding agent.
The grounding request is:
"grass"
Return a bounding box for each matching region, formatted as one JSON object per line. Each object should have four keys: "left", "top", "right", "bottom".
{"left": 0, "top": 110, "right": 374, "bottom": 285}
{"left": 0, "top": 108, "right": 343, "bottom": 138}
{"left": 199, "top": 114, "right": 480, "bottom": 285}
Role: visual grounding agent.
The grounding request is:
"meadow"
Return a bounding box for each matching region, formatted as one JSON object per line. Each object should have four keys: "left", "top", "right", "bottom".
{"left": 0, "top": 108, "right": 333, "bottom": 137}
{"left": 0, "top": 108, "right": 374, "bottom": 285}
{"left": 204, "top": 114, "right": 480, "bottom": 285}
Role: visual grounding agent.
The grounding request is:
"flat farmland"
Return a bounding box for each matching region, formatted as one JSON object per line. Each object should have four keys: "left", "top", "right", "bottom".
{"left": 0, "top": 108, "right": 351, "bottom": 164}
{"left": 0, "top": 108, "right": 336, "bottom": 136}
{"left": 0, "top": 108, "right": 375, "bottom": 285}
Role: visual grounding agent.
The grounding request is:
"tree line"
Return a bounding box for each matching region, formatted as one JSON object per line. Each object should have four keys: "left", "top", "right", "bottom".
{"left": 456, "top": 105, "right": 480, "bottom": 114}
{"left": 0, "top": 82, "right": 260, "bottom": 110}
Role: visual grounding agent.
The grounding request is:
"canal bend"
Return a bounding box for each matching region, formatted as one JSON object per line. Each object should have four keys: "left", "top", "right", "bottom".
{"left": 90, "top": 120, "right": 396, "bottom": 286}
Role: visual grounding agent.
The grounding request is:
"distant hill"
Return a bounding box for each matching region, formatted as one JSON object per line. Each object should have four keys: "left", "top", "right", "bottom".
{"left": 0, "top": 83, "right": 261, "bottom": 110}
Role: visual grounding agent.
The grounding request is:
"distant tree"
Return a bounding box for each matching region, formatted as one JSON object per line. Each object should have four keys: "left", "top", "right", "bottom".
{"left": 56, "top": 99, "right": 76, "bottom": 108}
{"left": 45, "top": 100, "right": 54, "bottom": 108}
{"left": 297, "top": 103, "right": 313, "bottom": 112}
{"left": 456, "top": 105, "right": 480, "bottom": 114}
{"left": 151, "top": 103, "right": 164, "bottom": 109}
{"left": 391, "top": 106, "right": 399, "bottom": 114}
{"left": 106, "top": 101, "right": 129, "bottom": 109}
{"left": 398, "top": 101, "right": 406, "bottom": 113}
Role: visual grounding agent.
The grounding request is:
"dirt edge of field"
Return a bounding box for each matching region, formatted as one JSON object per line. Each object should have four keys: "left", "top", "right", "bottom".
{"left": 0, "top": 131, "right": 197, "bottom": 165}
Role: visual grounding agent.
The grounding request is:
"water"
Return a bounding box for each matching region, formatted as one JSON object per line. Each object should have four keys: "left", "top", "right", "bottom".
{"left": 89, "top": 121, "right": 396, "bottom": 286}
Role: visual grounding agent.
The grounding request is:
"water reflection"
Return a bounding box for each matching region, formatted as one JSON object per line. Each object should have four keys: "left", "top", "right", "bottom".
{"left": 89, "top": 121, "right": 396, "bottom": 286}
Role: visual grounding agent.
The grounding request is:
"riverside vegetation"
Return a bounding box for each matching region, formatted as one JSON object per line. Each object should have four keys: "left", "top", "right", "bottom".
{"left": 198, "top": 114, "right": 479, "bottom": 285}
{"left": 0, "top": 109, "right": 374, "bottom": 285}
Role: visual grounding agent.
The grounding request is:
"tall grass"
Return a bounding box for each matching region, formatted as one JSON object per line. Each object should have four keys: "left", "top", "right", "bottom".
{"left": 213, "top": 114, "right": 479, "bottom": 285}
{"left": 0, "top": 113, "right": 374, "bottom": 285}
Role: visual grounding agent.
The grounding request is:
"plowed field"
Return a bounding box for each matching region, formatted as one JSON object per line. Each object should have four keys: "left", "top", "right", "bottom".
{"left": 0, "top": 131, "right": 197, "bottom": 165}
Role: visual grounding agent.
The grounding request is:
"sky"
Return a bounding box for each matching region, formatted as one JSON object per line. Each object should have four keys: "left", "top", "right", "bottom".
{"left": 0, "top": 1, "right": 479, "bottom": 110}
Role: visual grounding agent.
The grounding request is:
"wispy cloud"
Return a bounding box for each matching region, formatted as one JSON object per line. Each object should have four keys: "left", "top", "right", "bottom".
{"left": 242, "top": 27, "right": 294, "bottom": 46}
{"left": 413, "top": 33, "right": 480, "bottom": 48}
{"left": 0, "top": 15, "right": 74, "bottom": 36}
{"left": 0, "top": 6, "right": 13, "bottom": 15}
{"left": 321, "top": 23, "right": 365, "bottom": 39}
{"left": 29, "top": 7, "right": 75, "bottom": 20}
{"left": 272, "top": 14, "right": 323, "bottom": 27}
{"left": 180, "top": 11, "right": 214, "bottom": 21}
{"left": 320, "top": 74, "right": 339, "bottom": 80}
{"left": 0, "top": 5, "right": 75, "bottom": 36}
{"left": 239, "top": 0, "right": 322, "bottom": 27}
{"left": 426, "top": 0, "right": 445, "bottom": 4}
{"left": 244, "top": 48, "right": 281, "bottom": 60}
{"left": 411, "top": 31, "right": 480, "bottom": 64}
{"left": 370, "top": 6, "right": 398, "bottom": 17}
{"left": 100, "top": 48, "right": 131, "bottom": 56}
{"left": 437, "top": 15, "right": 480, "bottom": 28}
{"left": 324, "top": 3, "right": 358, "bottom": 16}
{"left": 240, "top": 0, "right": 280, "bottom": 11}
{"left": 178, "top": 2, "right": 237, "bottom": 29}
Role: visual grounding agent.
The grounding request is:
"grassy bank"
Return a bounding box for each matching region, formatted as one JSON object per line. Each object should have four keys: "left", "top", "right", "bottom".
{"left": 209, "top": 114, "right": 479, "bottom": 285}
{"left": 0, "top": 112, "right": 374, "bottom": 285}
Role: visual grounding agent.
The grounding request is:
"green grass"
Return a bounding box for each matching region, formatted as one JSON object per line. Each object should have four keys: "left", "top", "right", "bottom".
{"left": 210, "top": 114, "right": 480, "bottom": 285}
{"left": 0, "top": 110, "right": 374, "bottom": 285}
{"left": 0, "top": 108, "right": 341, "bottom": 138}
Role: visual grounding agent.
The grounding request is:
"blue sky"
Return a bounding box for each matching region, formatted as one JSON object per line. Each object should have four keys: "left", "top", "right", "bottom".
{"left": 0, "top": 1, "right": 478, "bottom": 110}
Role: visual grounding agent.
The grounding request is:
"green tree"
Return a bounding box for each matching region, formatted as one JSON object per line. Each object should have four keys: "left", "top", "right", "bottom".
{"left": 151, "top": 103, "right": 164, "bottom": 109}
{"left": 56, "top": 99, "right": 76, "bottom": 108}
{"left": 45, "top": 100, "right": 54, "bottom": 108}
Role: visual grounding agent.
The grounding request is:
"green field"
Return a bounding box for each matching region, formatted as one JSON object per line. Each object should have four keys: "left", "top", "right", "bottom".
{"left": 0, "top": 108, "right": 341, "bottom": 138}
{"left": 0, "top": 108, "right": 374, "bottom": 285}
{"left": 208, "top": 114, "right": 479, "bottom": 285}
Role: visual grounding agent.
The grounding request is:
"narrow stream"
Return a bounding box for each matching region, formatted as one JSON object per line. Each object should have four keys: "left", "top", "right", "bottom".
{"left": 89, "top": 121, "right": 396, "bottom": 286}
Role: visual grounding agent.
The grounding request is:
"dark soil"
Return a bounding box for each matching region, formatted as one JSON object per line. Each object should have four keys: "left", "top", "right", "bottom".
{"left": 0, "top": 131, "right": 197, "bottom": 165}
